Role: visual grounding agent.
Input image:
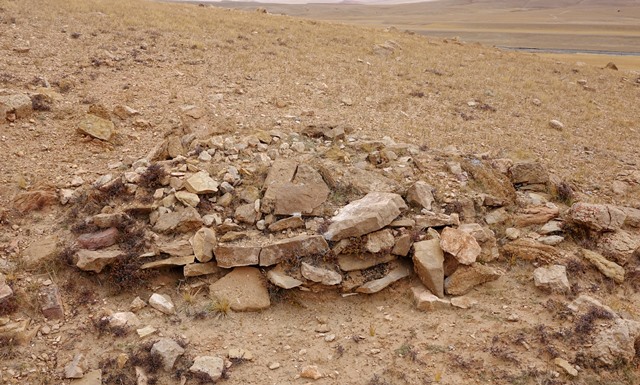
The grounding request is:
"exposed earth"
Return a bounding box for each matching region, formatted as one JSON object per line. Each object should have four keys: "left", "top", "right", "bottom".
{"left": 1, "top": 1, "right": 640, "bottom": 385}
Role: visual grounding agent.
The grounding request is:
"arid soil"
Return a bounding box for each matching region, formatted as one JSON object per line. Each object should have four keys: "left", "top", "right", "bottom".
{"left": 1, "top": 1, "right": 640, "bottom": 385}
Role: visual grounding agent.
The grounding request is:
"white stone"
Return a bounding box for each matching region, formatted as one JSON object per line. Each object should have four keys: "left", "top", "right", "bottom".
{"left": 148, "top": 293, "right": 175, "bottom": 315}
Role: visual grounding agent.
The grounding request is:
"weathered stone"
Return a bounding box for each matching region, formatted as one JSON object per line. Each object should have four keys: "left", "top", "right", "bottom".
{"left": 587, "top": 318, "right": 640, "bottom": 367}
{"left": 77, "top": 227, "right": 119, "bottom": 250}
{"left": 77, "top": 114, "right": 114, "bottom": 141}
{"left": 190, "top": 227, "right": 216, "bottom": 263}
{"left": 190, "top": 356, "right": 225, "bottom": 381}
{"left": 444, "top": 263, "right": 502, "bottom": 296}
{"left": 450, "top": 296, "right": 478, "bottom": 309}
{"left": 0, "top": 319, "right": 30, "bottom": 343}
{"left": 166, "top": 135, "right": 184, "bottom": 159}
{"left": 153, "top": 207, "right": 202, "bottom": 234}
{"left": 185, "top": 171, "right": 218, "bottom": 194}
{"left": 267, "top": 265, "right": 303, "bottom": 289}
{"left": 533, "top": 265, "right": 570, "bottom": 293}
{"left": 0, "top": 93, "right": 32, "bottom": 120}
{"left": 356, "top": 261, "right": 412, "bottom": 294}
{"left": 148, "top": 293, "right": 175, "bottom": 315}
{"left": 184, "top": 262, "right": 220, "bottom": 277}
{"left": 0, "top": 273, "right": 13, "bottom": 303}
{"left": 129, "top": 297, "right": 147, "bottom": 312}
{"left": 92, "top": 213, "right": 130, "bottom": 228}
{"left": 461, "top": 159, "right": 516, "bottom": 203}
{"left": 337, "top": 253, "right": 396, "bottom": 271}
{"left": 64, "top": 353, "right": 87, "bottom": 379}
{"left": 439, "top": 227, "right": 481, "bottom": 265}
{"left": 215, "top": 246, "right": 260, "bottom": 268}
{"left": 71, "top": 369, "right": 102, "bottom": 385}
{"left": 158, "top": 239, "right": 192, "bottom": 256}
{"left": 218, "top": 231, "right": 247, "bottom": 243}
{"left": 458, "top": 223, "right": 499, "bottom": 262}
{"left": 581, "top": 249, "right": 625, "bottom": 283}
{"left": 324, "top": 192, "right": 407, "bottom": 241}
{"left": 415, "top": 212, "right": 459, "bottom": 228}
{"left": 513, "top": 205, "right": 559, "bottom": 227}
{"left": 413, "top": 239, "right": 445, "bottom": 298}
{"left": 108, "top": 312, "right": 139, "bottom": 328}
{"left": 485, "top": 208, "right": 510, "bottom": 225}
{"left": 539, "top": 220, "right": 563, "bottom": 234}
{"left": 509, "top": 162, "right": 549, "bottom": 186}
{"left": 137, "top": 326, "right": 157, "bottom": 339}
{"left": 300, "top": 365, "right": 323, "bottom": 380}
{"left": 301, "top": 263, "right": 342, "bottom": 285}
{"left": 390, "top": 218, "right": 416, "bottom": 228}
{"left": 75, "top": 248, "right": 122, "bottom": 273}
{"left": 228, "top": 348, "right": 254, "bottom": 361}
{"left": 151, "top": 338, "right": 185, "bottom": 370}
{"left": 175, "top": 191, "right": 200, "bottom": 207}
{"left": 597, "top": 230, "right": 640, "bottom": 265}
{"left": 538, "top": 235, "right": 564, "bottom": 246}
{"left": 502, "top": 238, "right": 561, "bottom": 264}
{"left": 622, "top": 207, "right": 640, "bottom": 228}
{"left": 262, "top": 161, "right": 330, "bottom": 216}
{"left": 259, "top": 235, "right": 329, "bottom": 266}
{"left": 268, "top": 216, "right": 305, "bottom": 232}
{"left": 302, "top": 124, "right": 345, "bottom": 141}
{"left": 391, "top": 234, "right": 413, "bottom": 256}
{"left": 568, "top": 294, "right": 617, "bottom": 315}
{"left": 568, "top": 202, "right": 626, "bottom": 232}
{"left": 235, "top": 203, "right": 257, "bottom": 224}
{"left": 553, "top": 358, "right": 577, "bottom": 377}
{"left": 412, "top": 285, "right": 450, "bottom": 311}
{"left": 443, "top": 253, "right": 460, "bottom": 277}
{"left": 141, "top": 255, "right": 195, "bottom": 269}
{"left": 22, "top": 235, "right": 58, "bottom": 268}
{"left": 39, "top": 285, "right": 64, "bottom": 320}
{"left": 209, "top": 267, "right": 270, "bottom": 311}
{"left": 365, "top": 229, "right": 395, "bottom": 253}
{"left": 406, "top": 181, "right": 434, "bottom": 210}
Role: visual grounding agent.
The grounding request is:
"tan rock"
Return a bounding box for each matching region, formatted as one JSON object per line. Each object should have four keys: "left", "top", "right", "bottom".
{"left": 513, "top": 205, "right": 559, "bottom": 227}
{"left": 190, "top": 227, "right": 216, "bottom": 263}
{"left": 413, "top": 239, "right": 445, "bottom": 298}
{"left": 439, "top": 227, "right": 481, "bottom": 265}
{"left": 553, "top": 358, "right": 578, "bottom": 377}
{"left": 587, "top": 318, "right": 640, "bottom": 367}
{"left": 485, "top": 208, "right": 510, "bottom": 225}
{"left": 77, "top": 114, "right": 114, "bottom": 141}
{"left": 39, "top": 285, "right": 64, "bottom": 320}
{"left": 259, "top": 235, "right": 329, "bottom": 266}
{"left": 622, "top": 206, "right": 640, "bottom": 228}
{"left": 0, "top": 274, "right": 13, "bottom": 303}
{"left": 151, "top": 338, "right": 184, "bottom": 370}
{"left": 391, "top": 234, "right": 413, "bottom": 256}
{"left": 268, "top": 216, "right": 305, "bottom": 232}
{"left": 235, "top": 203, "right": 257, "bottom": 224}
{"left": 450, "top": 296, "right": 478, "bottom": 309}
{"left": 365, "top": 229, "right": 395, "bottom": 253}
{"left": 337, "top": 253, "right": 396, "bottom": 272}
{"left": 209, "top": 267, "right": 270, "bottom": 311}
{"left": 141, "top": 255, "right": 195, "bottom": 269}
{"left": 533, "top": 265, "right": 570, "bottom": 293}
{"left": 412, "top": 285, "right": 450, "bottom": 311}
{"left": 406, "top": 181, "right": 435, "bottom": 210}
{"left": 502, "top": 238, "right": 561, "bottom": 264}
{"left": 77, "top": 227, "right": 119, "bottom": 250}
{"left": 324, "top": 192, "right": 407, "bottom": 241}
{"left": 300, "top": 365, "right": 323, "bottom": 380}
{"left": 356, "top": 261, "right": 412, "bottom": 294}
{"left": 215, "top": 246, "right": 260, "bottom": 268}
{"left": 597, "top": 230, "right": 640, "bottom": 265}
{"left": 75, "top": 248, "right": 122, "bottom": 273}
{"left": 509, "top": 162, "right": 549, "bottom": 186}
{"left": 301, "top": 263, "right": 342, "bottom": 285}
{"left": 0, "top": 319, "right": 31, "bottom": 344}
{"left": 158, "top": 239, "right": 193, "bottom": 256}
{"left": 415, "top": 212, "right": 459, "bottom": 228}
{"left": 175, "top": 191, "right": 200, "bottom": 207}
{"left": 581, "top": 249, "right": 625, "bottom": 283}
{"left": 71, "top": 369, "right": 102, "bottom": 385}
{"left": 458, "top": 223, "right": 499, "bottom": 262}
{"left": 0, "top": 93, "right": 32, "bottom": 120}
{"left": 153, "top": 207, "right": 202, "bottom": 234}
{"left": 166, "top": 135, "right": 184, "bottom": 159}
{"left": 267, "top": 265, "right": 303, "bottom": 289}
{"left": 262, "top": 161, "right": 330, "bottom": 216}
{"left": 184, "top": 262, "right": 220, "bottom": 277}
{"left": 149, "top": 293, "right": 175, "bottom": 315}
{"left": 568, "top": 202, "right": 626, "bottom": 232}
{"left": 92, "top": 212, "right": 130, "bottom": 228}
{"left": 444, "top": 263, "right": 502, "bottom": 296}
{"left": 22, "top": 235, "right": 58, "bottom": 268}
{"left": 185, "top": 171, "right": 218, "bottom": 194}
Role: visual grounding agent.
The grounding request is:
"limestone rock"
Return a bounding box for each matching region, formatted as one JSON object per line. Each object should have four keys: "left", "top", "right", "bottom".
{"left": 77, "top": 227, "right": 119, "bottom": 250}
{"left": 458, "top": 223, "right": 499, "bottom": 262}
{"left": 365, "top": 229, "right": 395, "bottom": 253}
{"left": 190, "top": 356, "right": 224, "bottom": 381}
{"left": 597, "top": 230, "right": 640, "bottom": 265}
{"left": 262, "top": 161, "right": 329, "bottom": 216}
{"left": 185, "top": 171, "right": 218, "bottom": 194}
{"left": 581, "top": 249, "right": 625, "bottom": 283}
{"left": 324, "top": 192, "right": 407, "bottom": 241}
{"left": 533, "top": 265, "right": 570, "bottom": 293}
{"left": 300, "top": 365, "right": 323, "bottom": 380}
{"left": 587, "top": 318, "right": 640, "bottom": 367}
{"left": 259, "top": 235, "right": 329, "bottom": 266}
{"left": 485, "top": 208, "right": 510, "bottom": 225}
{"left": 412, "top": 239, "right": 445, "bottom": 298}
{"left": 538, "top": 235, "right": 564, "bottom": 246}
{"left": 338, "top": 253, "right": 395, "bottom": 272}
{"left": 268, "top": 216, "right": 305, "bottom": 232}
{"left": 267, "top": 265, "right": 303, "bottom": 289}
{"left": 502, "top": 238, "right": 561, "bottom": 264}
{"left": 77, "top": 114, "right": 114, "bottom": 142}
{"left": 184, "top": 262, "right": 220, "bottom": 277}
{"left": 439, "top": 227, "right": 481, "bottom": 265}
{"left": 158, "top": 239, "right": 193, "bottom": 257}
{"left": 64, "top": 353, "right": 87, "bottom": 379}
{"left": 0, "top": 273, "right": 13, "bottom": 303}
{"left": 141, "top": 255, "right": 194, "bottom": 269}
{"left": 301, "top": 263, "right": 342, "bottom": 286}
{"left": 175, "top": 191, "right": 200, "bottom": 207}
{"left": 412, "top": 285, "right": 450, "bottom": 311}
{"left": 153, "top": 207, "right": 202, "bottom": 234}
{"left": 553, "top": 358, "right": 577, "bottom": 377}
{"left": 450, "top": 296, "right": 478, "bottom": 309}
{"left": 209, "top": 267, "right": 270, "bottom": 311}
{"left": 356, "top": 261, "right": 412, "bottom": 294}
{"left": 539, "top": 220, "right": 563, "bottom": 234}
{"left": 391, "top": 234, "right": 413, "bottom": 256}
{"left": 406, "top": 181, "right": 434, "bottom": 210}
{"left": 92, "top": 213, "right": 130, "bottom": 228}
{"left": 415, "top": 212, "right": 459, "bottom": 228}
{"left": 568, "top": 202, "right": 626, "bottom": 232}
{"left": 215, "top": 246, "right": 260, "bottom": 268}
{"left": 108, "top": 312, "right": 139, "bottom": 328}
{"left": 444, "top": 263, "right": 502, "bottom": 296}
{"left": 148, "top": 293, "right": 175, "bottom": 315}
{"left": 235, "top": 203, "right": 257, "bottom": 224}
{"left": 151, "top": 338, "right": 185, "bottom": 370}
{"left": 0, "top": 93, "right": 32, "bottom": 121}
{"left": 75, "top": 248, "right": 122, "bottom": 273}
{"left": 509, "top": 162, "right": 549, "bottom": 187}
{"left": 190, "top": 227, "right": 216, "bottom": 263}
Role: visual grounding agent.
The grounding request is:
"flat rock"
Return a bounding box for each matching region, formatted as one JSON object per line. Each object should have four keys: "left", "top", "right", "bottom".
{"left": 64, "top": 353, "right": 87, "bottom": 379}
{"left": 215, "top": 246, "right": 261, "bottom": 268}
{"left": 587, "top": 318, "right": 640, "bottom": 367}
{"left": 259, "top": 235, "right": 329, "bottom": 266}
{"left": 1, "top": 93, "right": 32, "bottom": 120}
{"left": 158, "top": 239, "right": 193, "bottom": 256}
{"left": 151, "top": 338, "right": 185, "bottom": 370}
{"left": 581, "top": 249, "right": 625, "bottom": 283}
{"left": 513, "top": 205, "right": 559, "bottom": 227}
{"left": 268, "top": 216, "right": 305, "bottom": 232}
{"left": 391, "top": 234, "right": 413, "bottom": 256}
{"left": 439, "top": 227, "right": 481, "bottom": 265}
{"left": 622, "top": 206, "right": 640, "bottom": 228}
{"left": 184, "top": 262, "right": 220, "bottom": 277}
{"left": 412, "top": 239, "right": 445, "bottom": 298}
{"left": 190, "top": 356, "right": 225, "bottom": 381}
{"left": 175, "top": 191, "right": 200, "bottom": 207}
{"left": 92, "top": 213, "right": 130, "bottom": 228}
{"left": 77, "top": 114, "right": 114, "bottom": 141}
{"left": 209, "top": 267, "right": 270, "bottom": 311}
{"left": 190, "top": 227, "right": 216, "bottom": 262}
{"left": 415, "top": 212, "right": 459, "bottom": 228}
{"left": 444, "top": 263, "right": 502, "bottom": 296}
{"left": 77, "top": 227, "right": 119, "bottom": 250}
{"left": 458, "top": 223, "right": 499, "bottom": 262}
{"left": 338, "top": 253, "right": 396, "bottom": 272}
{"left": 22, "top": 235, "right": 58, "bottom": 268}
{"left": 485, "top": 208, "right": 510, "bottom": 225}
{"left": 148, "top": 293, "right": 175, "bottom": 315}
{"left": 568, "top": 202, "right": 626, "bottom": 232}
{"left": 538, "top": 235, "right": 564, "bottom": 246}
{"left": 262, "top": 161, "right": 330, "bottom": 216}
{"left": 553, "top": 358, "right": 577, "bottom": 377}
{"left": 539, "top": 220, "right": 563, "bottom": 235}
{"left": 108, "top": 312, "right": 139, "bottom": 328}
{"left": 185, "top": 171, "right": 218, "bottom": 194}
{"left": 75, "top": 248, "right": 122, "bottom": 273}
{"left": 235, "top": 203, "right": 257, "bottom": 224}
{"left": 365, "top": 229, "right": 395, "bottom": 253}
{"left": 450, "top": 296, "right": 478, "bottom": 309}
{"left": 301, "top": 262, "right": 342, "bottom": 285}
{"left": 412, "top": 285, "right": 450, "bottom": 311}
{"left": 324, "top": 192, "right": 407, "bottom": 241}
{"left": 406, "top": 181, "right": 434, "bottom": 210}
{"left": 596, "top": 230, "right": 640, "bottom": 265}
{"left": 509, "top": 162, "right": 549, "bottom": 186}
{"left": 356, "top": 261, "right": 412, "bottom": 294}
{"left": 502, "top": 238, "right": 561, "bottom": 264}
{"left": 141, "top": 255, "right": 195, "bottom": 269}
{"left": 267, "top": 265, "right": 304, "bottom": 289}
{"left": 533, "top": 265, "right": 570, "bottom": 293}
{"left": 153, "top": 207, "right": 202, "bottom": 234}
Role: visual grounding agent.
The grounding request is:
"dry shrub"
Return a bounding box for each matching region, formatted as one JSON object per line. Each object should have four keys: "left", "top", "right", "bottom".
{"left": 13, "top": 190, "right": 57, "bottom": 213}
{"left": 138, "top": 163, "right": 167, "bottom": 189}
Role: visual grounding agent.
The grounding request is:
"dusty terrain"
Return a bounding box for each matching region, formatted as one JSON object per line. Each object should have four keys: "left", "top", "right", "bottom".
{"left": 1, "top": 1, "right": 640, "bottom": 385}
